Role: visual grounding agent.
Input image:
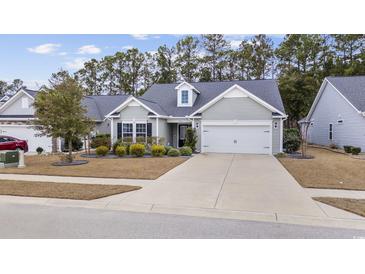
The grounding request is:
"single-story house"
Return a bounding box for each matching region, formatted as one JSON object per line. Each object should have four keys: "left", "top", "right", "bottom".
{"left": 0, "top": 80, "right": 286, "bottom": 154}
{"left": 304, "top": 76, "right": 365, "bottom": 151}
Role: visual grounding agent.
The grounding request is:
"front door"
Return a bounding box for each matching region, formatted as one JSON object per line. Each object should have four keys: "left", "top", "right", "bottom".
{"left": 178, "top": 124, "right": 190, "bottom": 147}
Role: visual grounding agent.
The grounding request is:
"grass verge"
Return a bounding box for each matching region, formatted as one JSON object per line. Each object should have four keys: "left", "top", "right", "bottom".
{"left": 0, "top": 180, "right": 141, "bottom": 200}
{"left": 0, "top": 154, "right": 187, "bottom": 180}
{"left": 278, "top": 147, "right": 365, "bottom": 190}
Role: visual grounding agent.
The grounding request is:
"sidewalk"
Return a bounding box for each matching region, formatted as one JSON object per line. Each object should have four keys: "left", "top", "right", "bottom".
{"left": 0, "top": 177, "right": 365, "bottom": 231}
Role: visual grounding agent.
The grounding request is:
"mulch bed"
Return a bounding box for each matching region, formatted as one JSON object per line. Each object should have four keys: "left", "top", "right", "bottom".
{"left": 52, "top": 160, "right": 89, "bottom": 166}
{"left": 0, "top": 180, "right": 141, "bottom": 200}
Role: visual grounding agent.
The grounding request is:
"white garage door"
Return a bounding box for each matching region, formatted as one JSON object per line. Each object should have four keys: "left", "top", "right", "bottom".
{"left": 0, "top": 125, "right": 53, "bottom": 152}
{"left": 202, "top": 125, "right": 271, "bottom": 154}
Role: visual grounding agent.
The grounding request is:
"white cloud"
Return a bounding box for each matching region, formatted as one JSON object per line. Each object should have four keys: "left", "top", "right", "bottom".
{"left": 130, "top": 34, "right": 160, "bottom": 40}
{"left": 65, "top": 58, "right": 88, "bottom": 70}
{"left": 131, "top": 34, "right": 149, "bottom": 40}
{"left": 27, "top": 43, "right": 61, "bottom": 54}
{"left": 230, "top": 40, "right": 242, "bottom": 49}
{"left": 77, "top": 45, "right": 101, "bottom": 54}
{"left": 122, "top": 45, "right": 134, "bottom": 50}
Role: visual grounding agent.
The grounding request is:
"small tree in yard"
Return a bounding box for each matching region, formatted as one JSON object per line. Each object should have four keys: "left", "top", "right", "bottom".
{"left": 184, "top": 127, "right": 197, "bottom": 152}
{"left": 33, "top": 74, "right": 94, "bottom": 163}
{"left": 298, "top": 120, "right": 311, "bottom": 158}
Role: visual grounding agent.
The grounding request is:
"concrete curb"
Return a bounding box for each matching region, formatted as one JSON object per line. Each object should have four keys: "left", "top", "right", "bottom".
{"left": 1, "top": 194, "right": 365, "bottom": 231}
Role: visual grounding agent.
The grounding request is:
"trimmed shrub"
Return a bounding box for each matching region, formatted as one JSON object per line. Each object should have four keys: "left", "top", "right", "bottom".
{"left": 167, "top": 148, "right": 180, "bottom": 157}
{"left": 179, "top": 146, "right": 192, "bottom": 156}
{"left": 36, "top": 147, "right": 44, "bottom": 155}
{"left": 275, "top": 152, "right": 286, "bottom": 158}
{"left": 147, "top": 136, "right": 166, "bottom": 145}
{"left": 136, "top": 136, "right": 146, "bottom": 144}
{"left": 351, "top": 147, "right": 361, "bottom": 155}
{"left": 95, "top": 145, "right": 109, "bottom": 156}
{"left": 184, "top": 128, "right": 198, "bottom": 152}
{"left": 344, "top": 145, "right": 353, "bottom": 153}
{"left": 151, "top": 144, "right": 165, "bottom": 157}
{"left": 115, "top": 146, "right": 126, "bottom": 157}
{"left": 113, "top": 139, "right": 131, "bottom": 155}
{"left": 91, "top": 134, "right": 110, "bottom": 149}
{"left": 283, "top": 128, "right": 301, "bottom": 153}
{"left": 130, "top": 143, "right": 145, "bottom": 157}
{"left": 164, "top": 145, "right": 172, "bottom": 155}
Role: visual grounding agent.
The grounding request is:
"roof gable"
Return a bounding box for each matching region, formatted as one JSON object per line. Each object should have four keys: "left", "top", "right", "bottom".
{"left": 327, "top": 76, "right": 365, "bottom": 112}
{"left": 0, "top": 89, "right": 35, "bottom": 115}
{"left": 307, "top": 76, "right": 365, "bottom": 120}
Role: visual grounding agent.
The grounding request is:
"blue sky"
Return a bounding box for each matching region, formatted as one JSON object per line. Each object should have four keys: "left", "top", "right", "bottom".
{"left": 0, "top": 34, "right": 284, "bottom": 89}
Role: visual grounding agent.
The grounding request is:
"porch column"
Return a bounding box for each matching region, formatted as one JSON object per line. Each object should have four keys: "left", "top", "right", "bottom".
{"left": 110, "top": 118, "right": 114, "bottom": 147}
{"left": 156, "top": 117, "right": 159, "bottom": 144}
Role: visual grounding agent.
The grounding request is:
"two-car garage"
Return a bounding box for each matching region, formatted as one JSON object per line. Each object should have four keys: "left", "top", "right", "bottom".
{"left": 201, "top": 122, "right": 272, "bottom": 154}
{"left": 0, "top": 125, "right": 53, "bottom": 152}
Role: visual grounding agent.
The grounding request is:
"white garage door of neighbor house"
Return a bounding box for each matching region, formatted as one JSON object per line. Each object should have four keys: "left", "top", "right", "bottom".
{"left": 203, "top": 125, "right": 271, "bottom": 154}
{"left": 0, "top": 126, "right": 52, "bottom": 152}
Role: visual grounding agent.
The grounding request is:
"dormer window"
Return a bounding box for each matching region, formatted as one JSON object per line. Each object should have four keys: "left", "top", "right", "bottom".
{"left": 181, "top": 90, "right": 189, "bottom": 105}
{"left": 175, "top": 82, "right": 200, "bottom": 107}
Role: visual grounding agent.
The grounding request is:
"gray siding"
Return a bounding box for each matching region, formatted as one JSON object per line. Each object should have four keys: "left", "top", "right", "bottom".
{"left": 2, "top": 94, "right": 34, "bottom": 115}
{"left": 272, "top": 118, "right": 282, "bottom": 154}
{"left": 94, "top": 120, "right": 110, "bottom": 134}
{"left": 308, "top": 82, "right": 365, "bottom": 150}
{"left": 120, "top": 106, "right": 149, "bottom": 120}
{"left": 151, "top": 118, "right": 170, "bottom": 145}
{"left": 202, "top": 97, "right": 272, "bottom": 120}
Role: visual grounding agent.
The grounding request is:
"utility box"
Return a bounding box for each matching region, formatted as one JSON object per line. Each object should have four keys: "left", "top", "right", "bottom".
{"left": 0, "top": 150, "right": 19, "bottom": 168}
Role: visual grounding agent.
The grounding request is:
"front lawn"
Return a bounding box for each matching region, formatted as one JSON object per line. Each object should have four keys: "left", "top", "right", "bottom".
{"left": 0, "top": 180, "right": 141, "bottom": 200}
{"left": 278, "top": 147, "right": 365, "bottom": 190}
{"left": 0, "top": 154, "right": 187, "bottom": 180}
{"left": 314, "top": 197, "right": 365, "bottom": 218}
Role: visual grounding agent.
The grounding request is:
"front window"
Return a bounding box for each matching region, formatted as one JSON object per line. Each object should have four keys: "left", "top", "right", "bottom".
{"left": 181, "top": 90, "right": 189, "bottom": 104}
{"left": 136, "top": 123, "right": 147, "bottom": 142}
{"left": 122, "top": 123, "right": 133, "bottom": 139}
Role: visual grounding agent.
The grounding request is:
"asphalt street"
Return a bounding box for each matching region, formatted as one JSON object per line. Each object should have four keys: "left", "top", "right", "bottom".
{"left": 0, "top": 203, "right": 364, "bottom": 238}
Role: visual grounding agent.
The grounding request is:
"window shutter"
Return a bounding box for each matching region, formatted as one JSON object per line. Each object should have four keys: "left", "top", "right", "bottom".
{"left": 117, "top": 123, "right": 122, "bottom": 139}
{"left": 147, "top": 123, "right": 152, "bottom": 137}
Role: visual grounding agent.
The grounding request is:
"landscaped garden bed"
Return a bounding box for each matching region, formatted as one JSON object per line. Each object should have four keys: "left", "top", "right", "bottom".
{"left": 0, "top": 179, "right": 141, "bottom": 200}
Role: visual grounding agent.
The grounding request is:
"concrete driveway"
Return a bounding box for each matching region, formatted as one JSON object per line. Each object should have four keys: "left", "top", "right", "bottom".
{"left": 104, "top": 153, "right": 326, "bottom": 217}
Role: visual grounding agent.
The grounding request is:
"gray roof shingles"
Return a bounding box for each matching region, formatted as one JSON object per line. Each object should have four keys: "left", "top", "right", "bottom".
{"left": 82, "top": 95, "right": 129, "bottom": 120}
{"left": 140, "top": 80, "right": 285, "bottom": 116}
{"left": 326, "top": 76, "right": 365, "bottom": 112}
{"left": 21, "top": 80, "right": 286, "bottom": 120}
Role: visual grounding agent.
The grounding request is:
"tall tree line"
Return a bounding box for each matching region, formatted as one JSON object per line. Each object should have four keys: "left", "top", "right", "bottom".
{"left": 1, "top": 34, "right": 364, "bottom": 127}
{"left": 74, "top": 34, "right": 277, "bottom": 96}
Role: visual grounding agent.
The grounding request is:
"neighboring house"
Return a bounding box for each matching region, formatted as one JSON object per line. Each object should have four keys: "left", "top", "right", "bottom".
{"left": 0, "top": 89, "right": 127, "bottom": 152}
{"left": 304, "top": 76, "right": 365, "bottom": 151}
{"left": 0, "top": 80, "right": 286, "bottom": 155}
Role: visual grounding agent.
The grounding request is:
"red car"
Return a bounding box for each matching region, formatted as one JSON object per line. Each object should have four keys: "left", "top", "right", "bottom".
{"left": 0, "top": 136, "right": 28, "bottom": 152}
